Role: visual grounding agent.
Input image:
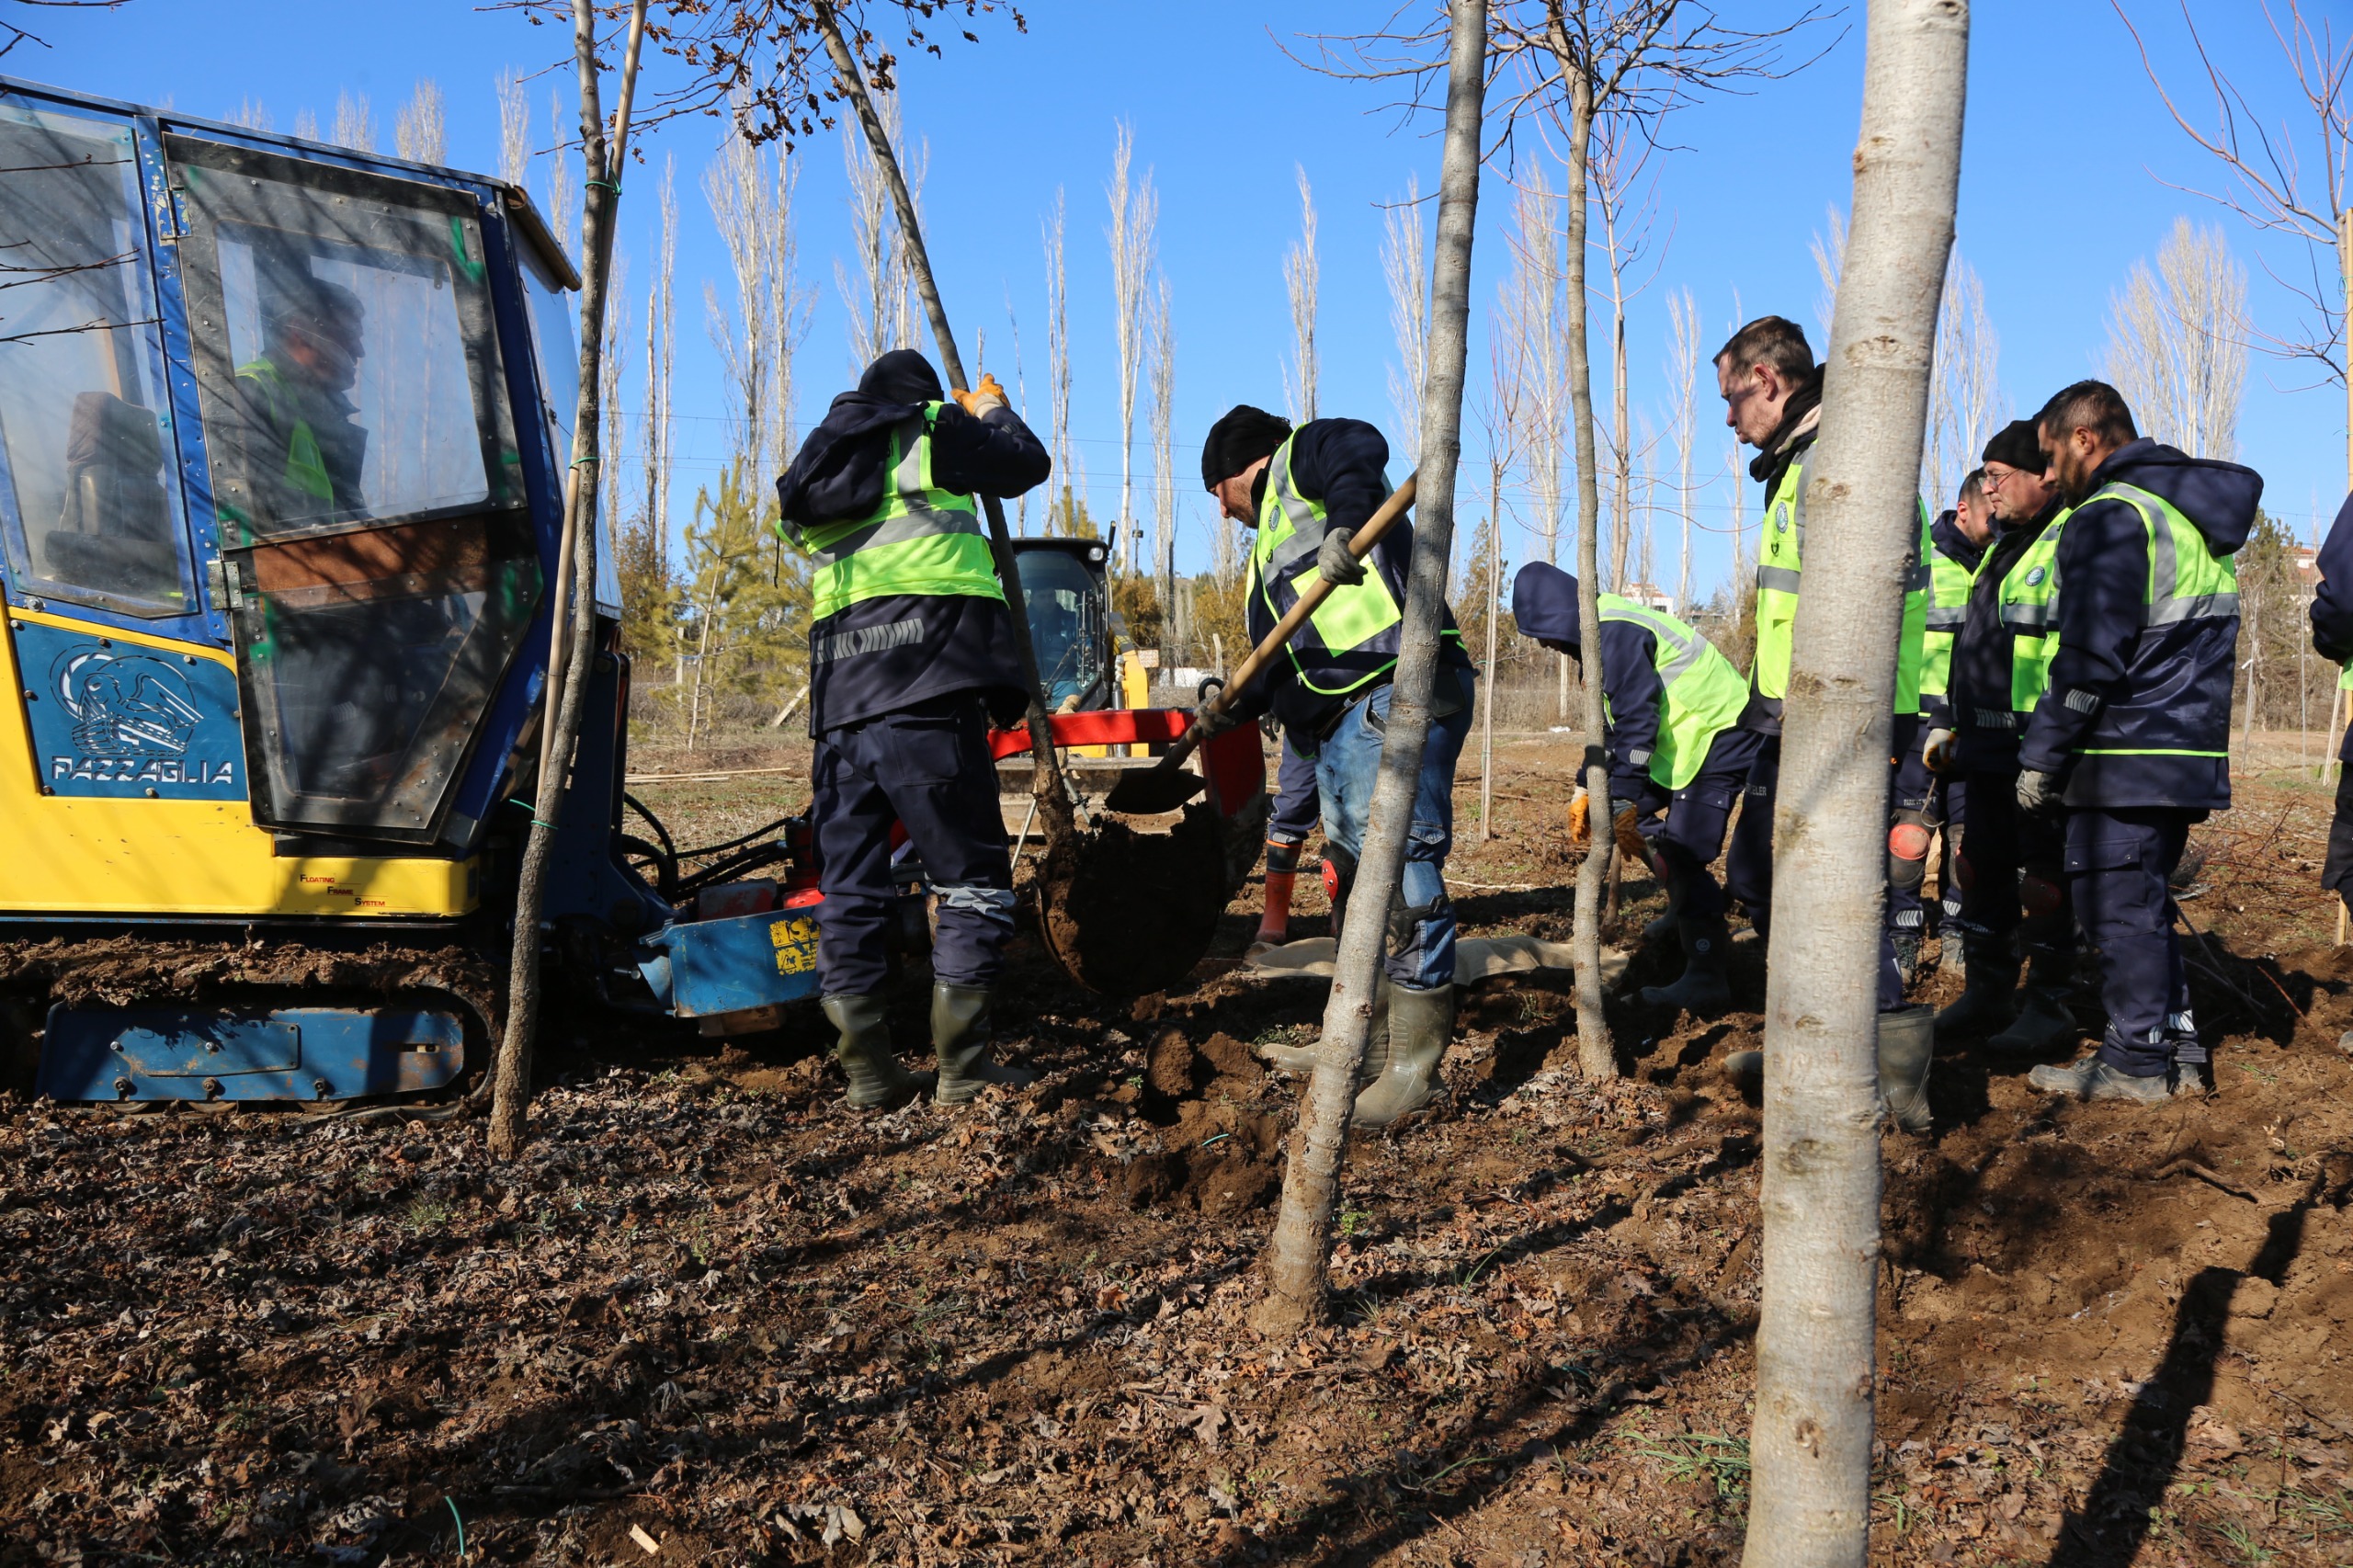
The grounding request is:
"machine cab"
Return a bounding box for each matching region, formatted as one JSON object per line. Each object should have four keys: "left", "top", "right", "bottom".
{"left": 0, "top": 77, "right": 580, "bottom": 919}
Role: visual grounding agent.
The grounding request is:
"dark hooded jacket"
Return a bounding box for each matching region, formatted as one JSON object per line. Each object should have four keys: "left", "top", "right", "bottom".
{"left": 775, "top": 350, "right": 1051, "bottom": 733}
{"left": 1947, "top": 493, "right": 2064, "bottom": 775}
{"left": 2017, "top": 438, "right": 2263, "bottom": 810}
{"left": 1512, "top": 562, "right": 1757, "bottom": 803}
{"left": 2309, "top": 490, "right": 2353, "bottom": 760}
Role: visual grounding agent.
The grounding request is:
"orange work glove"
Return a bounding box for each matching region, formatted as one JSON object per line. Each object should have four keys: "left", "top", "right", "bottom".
{"left": 951, "top": 372, "right": 1009, "bottom": 417}
{"left": 1612, "top": 802, "right": 1648, "bottom": 863}
{"left": 1565, "top": 788, "right": 1591, "bottom": 850}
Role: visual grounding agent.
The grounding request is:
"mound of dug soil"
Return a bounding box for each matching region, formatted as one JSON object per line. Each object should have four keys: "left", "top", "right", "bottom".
{"left": 1114, "top": 1025, "right": 1285, "bottom": 1215}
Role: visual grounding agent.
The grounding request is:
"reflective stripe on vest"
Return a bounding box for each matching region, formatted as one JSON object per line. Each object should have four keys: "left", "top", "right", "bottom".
{"left": 1748, "top": 448, "right": 1926, "bottom": 714}
{"left": 801, "top": 403, "right": 1003, "bottom": 621}
{"left": 1917, "top": 519, "right": 1977, "bottom": 702}
{"left": 2091, "top": 481, "right": 2242, "bottom": 627}
{"left": 1750, "top": 455, "right": 1805, "bottom": 702}
{"left": 1999, "top": 506, "right": 2073, "bottom": 713}
{"left": 235, "top": 358, "right": 334, "bottom": 504}
{"left": 1248, "top": 433, "right": 1410, "bottom": 696}
{"left": 1599, "top": 593, "right": 1748, "bottom": 790}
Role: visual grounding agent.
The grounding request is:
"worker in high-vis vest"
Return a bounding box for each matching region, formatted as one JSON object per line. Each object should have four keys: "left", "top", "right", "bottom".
{"left": 1199, "top": 403, "right": 1476, "bottom": 1129}
{"left": 1932, "top": 419, "right": 2082, "bottom": 1051}
{"left": 1512, "top": 563, "right": 1761, "bottom": 1023}
{"left": 2309, "top": 490, "right": 2353, "bottom": 1055}
{"left": 775, "top": 349, "right": 1051, "bottom": 1111}
{"left": 2015, "top": 380, "right": 2259, "bottom": 1107}
{"left": 1711, "top": 314, "right": 1935, "bottom": 1129}
{"left": 231, "top": 278, "right": 369, "bottom": 531}
{"left": 1896, "top": 469, "right": 1992, "bottom": 978}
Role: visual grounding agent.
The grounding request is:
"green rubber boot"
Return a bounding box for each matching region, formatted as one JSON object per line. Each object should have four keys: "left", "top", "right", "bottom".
{"left": 1353, "top": 983, "right": 1451, "bottom": 1128}
{"left": 1877, "top": 1004, "right": 1936, "bottom": 1133}
{"left": 1639, "top": 916, "right": 1733, "bottom": 1017}
{"left": 1722, "top": 1050, "right": 1764, "bottom": 1093}
{"left": 822, "top": 994, "right": 924, "bottom": 1109}
{"left": 931, "top": 983, "right": 1038, "bottom": 1106}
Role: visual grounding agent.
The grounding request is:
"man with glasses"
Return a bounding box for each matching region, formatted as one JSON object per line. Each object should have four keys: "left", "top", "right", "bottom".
{"left": 1932, "top": 419, "right": 2082, "bottom": 1051}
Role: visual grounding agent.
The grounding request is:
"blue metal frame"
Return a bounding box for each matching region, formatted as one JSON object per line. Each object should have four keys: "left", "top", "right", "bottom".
{"left": 39, "top": 1002, "right": 468, "bottom": 1101}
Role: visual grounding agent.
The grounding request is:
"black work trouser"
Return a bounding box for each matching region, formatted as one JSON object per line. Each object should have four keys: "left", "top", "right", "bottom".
{"left": 812, "top": 692, "right": 1014, "bottom": 996}
{"left": 1957, "top": 766, "right": 2075, "bottom": 966}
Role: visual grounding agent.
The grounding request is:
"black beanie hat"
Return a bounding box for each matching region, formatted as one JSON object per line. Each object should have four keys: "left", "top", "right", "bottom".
{"left": 1200, "top": 404, "right": 1293, "bottom": 490}
{"left": 1982, "top": 418, "right": 2044, "bottom": 472}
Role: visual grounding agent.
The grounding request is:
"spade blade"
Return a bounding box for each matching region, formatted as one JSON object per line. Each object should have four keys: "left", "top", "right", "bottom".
{"left": 1102, "top": 761, "right": 1206, "bottom": 815}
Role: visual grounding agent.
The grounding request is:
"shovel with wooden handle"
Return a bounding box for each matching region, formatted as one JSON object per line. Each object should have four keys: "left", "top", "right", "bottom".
{"left": 1104, "top": 473, "right": 1419, "bottom": 815}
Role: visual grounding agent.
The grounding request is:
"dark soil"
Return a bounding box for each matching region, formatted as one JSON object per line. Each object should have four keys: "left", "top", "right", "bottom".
{"left": 1037, "top": 802, "right": 1233, "bottom": 997}
{"left": 1, "top": 739, "right": 2349, "bottom": 1566}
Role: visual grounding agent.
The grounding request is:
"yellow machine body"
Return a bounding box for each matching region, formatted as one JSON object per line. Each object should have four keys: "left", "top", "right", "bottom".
{"left": 0, "top": 607, "right": 474, "bottom": 919}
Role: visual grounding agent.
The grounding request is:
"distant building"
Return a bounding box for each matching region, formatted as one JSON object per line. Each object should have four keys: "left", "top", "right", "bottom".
{"left": 1619, "top": 582, "right": 1676, "bottom": 615}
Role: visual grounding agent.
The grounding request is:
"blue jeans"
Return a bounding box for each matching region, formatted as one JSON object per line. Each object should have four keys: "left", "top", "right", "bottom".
{"left": 1314, "top": 669, "right": 1473, "bottom": 991}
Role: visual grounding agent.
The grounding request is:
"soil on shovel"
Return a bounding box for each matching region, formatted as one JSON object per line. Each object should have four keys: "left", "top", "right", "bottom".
{"left": 1036, "top": 801, "right": 1231, "bottom": 996}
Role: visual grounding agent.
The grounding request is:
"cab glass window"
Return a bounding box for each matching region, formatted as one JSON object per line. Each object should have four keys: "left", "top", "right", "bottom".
{"left": 0, "top": 106, "right": 191, "bottom": 617}
{"left": 170, "top": 138, "right": 540, "bottom": 843}
{"left": 172, "top": 137, "right": 523, "bottom": 542}
{"left": 1015, "top": 550, "right": 1105, "bottom": 708}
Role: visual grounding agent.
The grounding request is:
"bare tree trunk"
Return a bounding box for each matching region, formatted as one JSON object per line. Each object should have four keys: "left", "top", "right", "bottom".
{"left": 491, "top": 0, "right": 649, "bottom": 1162}
{"left": 1559, "top": 58, "right": 1614, "bottom": 1083}
{"left": 1742, "top": 3, "right": 1967, "bottom": 1562}
{"left": 1255, "top": 0, "right": 1485, "bottom": 1335}
{"left": 813, "top": 4, "right": 1074, "bottom": 837}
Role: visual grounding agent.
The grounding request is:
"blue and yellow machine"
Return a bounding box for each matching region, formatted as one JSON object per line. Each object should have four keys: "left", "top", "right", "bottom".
{"left": 0, "top": 76, "right": 824, "bottom": 1102}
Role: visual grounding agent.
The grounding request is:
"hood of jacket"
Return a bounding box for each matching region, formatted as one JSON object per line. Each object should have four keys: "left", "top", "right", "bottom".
{"left": 2089, "top": 437, "right": 2264, "bottom": 558}
{"left": 1929, "top": 508, "right": 1985, "bottom": 573}
{"left": 1511, "top": 560, "right": 1581, "bottom": 652}
{"left": 775, "top": 349, "right": 946, "bottom": 529}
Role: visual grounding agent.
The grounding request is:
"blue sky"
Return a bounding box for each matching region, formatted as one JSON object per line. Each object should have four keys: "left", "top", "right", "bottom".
{"left": 12, "top": 0, "right": 2347, "bottom": 603}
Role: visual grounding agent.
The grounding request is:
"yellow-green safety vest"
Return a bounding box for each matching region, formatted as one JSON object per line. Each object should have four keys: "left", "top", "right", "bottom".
{"left": 1249, "top": 433, "right": 1452, "bottom": 697}
{"left": 234, "top": 357, "right": 335, "bottom": 506}
{"left": 1996, "top": 506, "right": 2074, "bottom": 714}
{"left": 1599, "top": 593, "right": 1749, "bottom": 790}
{"left": 1917, "top": 514, "right": 1978, "bottom": 707}
{"left": 796, "top": 403, "right": 1005, "bottom": 621}
{"left": 1751, "top": 449, "right": 1927, "bottom": 715}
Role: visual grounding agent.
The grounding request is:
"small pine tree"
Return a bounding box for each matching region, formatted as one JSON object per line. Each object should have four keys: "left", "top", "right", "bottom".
{"left": 674, "top": 457, "right": 810, "bottom": 749}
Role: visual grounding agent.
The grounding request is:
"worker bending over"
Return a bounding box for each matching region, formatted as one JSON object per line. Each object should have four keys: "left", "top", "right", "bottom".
{"left": 775, "top": 349, "right": 1051, "bottom": 1110}
{"left": 1901, "top": 468, "right": 1993, "bottom": 976}
{"left": 1511, "top": 562, "right": 1757, "bottom": 1018}
{"left": 1197, "top": 404, "right": 1475, "bottom": 1128}
{"left": 1934, "top": 420, "right": 2082, "bottom": 1051}
{"left": 2017, "top": 381, "right": 2257, "bottom": 1104}
{"left": 1712, "top": 315, "right": 1934, "bottom": 1128}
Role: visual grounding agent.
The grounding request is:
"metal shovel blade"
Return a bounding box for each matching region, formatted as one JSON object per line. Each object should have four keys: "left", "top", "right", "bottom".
{"left": 1103, "top": 759, "right": 1206, "bottom": 815}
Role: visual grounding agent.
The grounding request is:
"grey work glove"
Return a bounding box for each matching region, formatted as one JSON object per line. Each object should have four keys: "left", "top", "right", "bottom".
{"left": 1189, "top": 701, "right": 1242, "bottom": 742}
{"left": 2016, "top": 767, "right": 2062, "bottom": 817}
{"left": 1315, "top": 526, "right": 1367, "bottom": 587}
{"left": 1922, "top": 726, "right": 1957, "bottom": 774}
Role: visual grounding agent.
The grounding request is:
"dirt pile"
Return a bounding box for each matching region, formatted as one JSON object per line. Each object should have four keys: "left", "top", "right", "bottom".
{"left": 1116, "top": 1026, "right": 1284, "bottom": 1215}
